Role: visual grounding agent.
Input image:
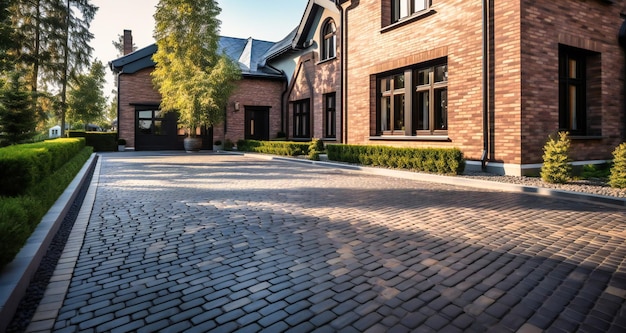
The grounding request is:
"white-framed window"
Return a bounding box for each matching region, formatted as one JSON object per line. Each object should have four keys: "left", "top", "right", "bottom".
{"left": 392, "top": 0, "right": 430, "bottom": 23}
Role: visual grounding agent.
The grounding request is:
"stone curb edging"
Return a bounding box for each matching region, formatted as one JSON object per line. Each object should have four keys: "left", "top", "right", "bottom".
{"left": 238, "top": 152, "right": 626, "bottom": 209}
{"left": 0, "top": 153, "right": 98, "bottom": 333}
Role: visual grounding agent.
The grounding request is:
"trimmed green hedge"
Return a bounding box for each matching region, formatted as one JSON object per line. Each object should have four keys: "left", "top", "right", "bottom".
{"left": 327, "top": 144, "right": 465, "bottom": 175}
{"left": 237, "top": 140, "right": 310, "bottom": 156}
{"left": 67, "top": 131, "right": 117, "bottom": 152}
{"left": 0, "top": 146, "right": 93, "bottom": 268}
{"left": 0, "top": 138, "right": 86, "bottom": 196}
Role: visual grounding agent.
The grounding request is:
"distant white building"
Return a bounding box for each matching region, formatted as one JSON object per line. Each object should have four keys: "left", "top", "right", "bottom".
{"left": 49, "top": 125, "right": 61, "bottom": 138}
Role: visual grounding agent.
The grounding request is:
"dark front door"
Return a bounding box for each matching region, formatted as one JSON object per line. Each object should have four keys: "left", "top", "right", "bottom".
{"left": 245, "top": 107, "right": 270, "bottom": 140}
{"left": 135, "top": 108, "right": 182, "bottom": 150}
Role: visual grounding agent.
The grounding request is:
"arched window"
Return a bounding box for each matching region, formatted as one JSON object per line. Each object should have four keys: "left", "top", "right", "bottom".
{"left": 321, "top": 20, "right": 336, "bottom": 61}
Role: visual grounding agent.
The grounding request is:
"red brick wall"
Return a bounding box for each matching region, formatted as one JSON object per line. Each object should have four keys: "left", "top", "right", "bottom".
{"left": 118, "top": 68, "right": 161, "bottom": 148}
{"left": 213, "top": 78, "right": 285, "bottom": 144}
{"left": 286, "top": 9, "right": 342, "bottom": 142}
{"left": 342, "top": 0, "right": 626, "bottom": 167}
{"left": 118, "top": 67, "right": 285, "bottom": 148}
{"left": 344, "top": 0, "right": 485, "bottom": 159}
{"left": 519, "top": 0, "right": 626, "bottom": 163}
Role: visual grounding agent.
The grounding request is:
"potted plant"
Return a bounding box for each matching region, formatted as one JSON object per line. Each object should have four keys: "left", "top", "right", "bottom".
{"left": 213, "top": 140, "right": 223, "bottom": 151}
{"left": 152, "top": 0, "right": 240, "bottom": 152}
{"left": 117, "top": 138, "right": 126, "bottom": 152}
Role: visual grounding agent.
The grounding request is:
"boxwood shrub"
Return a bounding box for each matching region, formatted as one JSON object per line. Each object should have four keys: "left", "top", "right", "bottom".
{"left": 0, "top": 138, "right": 86, "bottom": 196}
{"left": 237, "top": 140, "right": 310, "bottom": 156}
{"left": 327, "top": 144, "right": 465, "bottom": 175}
{"left": 0, "top": 146, "right": 93, "bottom": 268}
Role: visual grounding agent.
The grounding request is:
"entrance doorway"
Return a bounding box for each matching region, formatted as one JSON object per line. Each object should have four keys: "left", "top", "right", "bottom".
{"left": 245, "top": 107, "right": 270, "bottom": 141}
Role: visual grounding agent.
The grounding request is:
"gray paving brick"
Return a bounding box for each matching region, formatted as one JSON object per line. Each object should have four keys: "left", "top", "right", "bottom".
{"left": 40, "top": 153, "right": 626, "bottom": 333}
{"left": 78, "top": 313, "right": 115, "bottom": 330}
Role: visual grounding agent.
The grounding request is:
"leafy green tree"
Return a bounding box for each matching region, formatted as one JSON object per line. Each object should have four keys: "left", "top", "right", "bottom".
{"left": 152, "top": 0, "right": 240, "bottom": 137}
{"left": 67, "top": 59, "right": 107, "bottom": 127}
{"left": 0, "top": 71, "right": 36, "bottom": 144}
{"left": 540, "top": 131, "right": 572, "bottom": 184}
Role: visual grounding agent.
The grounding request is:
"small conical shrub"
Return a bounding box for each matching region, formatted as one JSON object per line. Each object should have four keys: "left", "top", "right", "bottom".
{"left": 308, "top": 138, "right": 324, "bottom": 161}
{"left": 540, "top": 131, "right": 571, "bottom": 184}
{"left": 609, "top": 143, "right": 626, "bottom": 188}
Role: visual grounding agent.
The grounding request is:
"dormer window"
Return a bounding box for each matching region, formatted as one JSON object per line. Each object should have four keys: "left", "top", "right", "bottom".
{"left": 392, "top": 0, "right": 430, "bottom": 23}
{"left": 321, "top": 20, "right": 337, "bottom": 61}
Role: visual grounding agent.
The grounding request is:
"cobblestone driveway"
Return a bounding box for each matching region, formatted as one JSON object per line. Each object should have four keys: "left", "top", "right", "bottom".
{"left": 52, "top": 153, "right": 626, "bottom": 332}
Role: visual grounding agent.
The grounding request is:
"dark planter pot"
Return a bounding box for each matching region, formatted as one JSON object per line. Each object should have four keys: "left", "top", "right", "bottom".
{"left": 184, "top": 137, "right": 202, "bottom": 152}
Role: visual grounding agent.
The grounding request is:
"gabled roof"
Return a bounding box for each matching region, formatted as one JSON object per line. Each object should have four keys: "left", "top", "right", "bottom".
{"left": 219, "top": 36, "right": 282, "bottom": 77}
{"left": 263, "top": 0, "right": 339, "bottom": 63}
{"left": 110, "top": 36, "right": 284, "bottom": 79}
{"left": 261, "top": 27, "right": 299, "bottom": 63}
{"left": 109, "top": 44, "right": 157, "bottom": 74}
{"left": 292, "top": 0, "right": 339, "bottom": 48}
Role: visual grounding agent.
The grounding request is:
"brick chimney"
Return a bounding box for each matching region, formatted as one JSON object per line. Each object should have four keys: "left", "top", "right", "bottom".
{"left": 123, "top": 30, "right": 133, "bottom": 55}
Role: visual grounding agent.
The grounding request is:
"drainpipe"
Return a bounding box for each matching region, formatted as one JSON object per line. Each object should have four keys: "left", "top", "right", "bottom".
{"left": 116, "top": 70, "right": 123, "bottom": 139}
{"left": 335, "top": 0, "right": 345, "bottom": 143}
{"left": 266, "top": 63, "right": 289, "bottom": 138}
{"left": 481, "top": 0, "right": 489, "bottom": 170}
{"left": 619, "top": 17, "right": 626, "bottom": 141}
{"left": 338, "top": 0, "right": 357, "bottom": 144}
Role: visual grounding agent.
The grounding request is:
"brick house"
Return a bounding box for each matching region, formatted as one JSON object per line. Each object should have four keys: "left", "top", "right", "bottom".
{"left": 265, "top": 0, "right": 343, "bottom": 143}
{"left": 110, "top": 31, "right": 285, "bottom": 150}
{"left": 111, "top": 0, "right": 626, "bottom": 176}
{"left": 336, "top": 0, "right": 626, "bottom": 175}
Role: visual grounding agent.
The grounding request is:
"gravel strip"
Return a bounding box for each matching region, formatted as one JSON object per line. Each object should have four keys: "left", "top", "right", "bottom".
{"left": 460, "top": 172, "right": 626, "bottom": 198}
{"left": 6, "top": 156, "right": 97, "bottom": 333}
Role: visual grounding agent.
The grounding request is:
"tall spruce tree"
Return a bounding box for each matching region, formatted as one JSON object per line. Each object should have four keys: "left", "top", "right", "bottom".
{"left": 0, "top": 0, "right": 16, "bottom": 71}
{"left": 152, "top": 0, "right": 240, "bottom": 137}
{"left": 0, "top": 72, "right": 35, "bottom": 145}
{"left": 45, "top": 0, "right": 97, "bottom": 135}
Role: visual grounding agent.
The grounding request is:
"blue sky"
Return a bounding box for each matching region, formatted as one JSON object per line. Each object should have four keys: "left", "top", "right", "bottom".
{"left": 91, "top": 0, "right": 308, "bottom": 97}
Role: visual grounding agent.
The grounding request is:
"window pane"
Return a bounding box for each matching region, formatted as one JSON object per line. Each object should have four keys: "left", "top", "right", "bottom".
{"left": 569, "top": 59, "right": 577, "bottom": 79}
{"left": 382, "top": 96, "right": 391, "bottom": 131}
{"left": 394, "top": 74, "right": 405, "bottom": 89}
{"left": 138, "top": 111, "right": 152, "bottom": 119}
{"left": 139, "top": 120, "right": 152, "bottom": 134}
{"left": 414, "top": 0, "right": 426, "bottom": 12}
{"left": 394, "top": 94, "right": 405, "bottom": 131}
{"left": 434, "top": 88, "right": 448, "bottom": 130}
{"left": 154, "top": 110, "right": 164, "bottom": 119}
{"left": 435, "top": 65, "right": 448, "bottom": 83}
{"left": 400, "top": 0, "right": 408, "bottom": 18}
{"left": 415, "top": 91, "right": 429, "bottom": 130}
{"left": 417, "top": 68, "right": 431, "bottom": 86}
{"left": 154, "top": 120, "right": 164, "bottom": 135}
{"left": 569, "top": 85, "right": 577, "bottom": 130}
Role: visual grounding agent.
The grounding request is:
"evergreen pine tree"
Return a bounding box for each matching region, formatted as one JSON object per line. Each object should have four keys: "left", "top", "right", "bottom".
{"left": 609, "top": 143, "right": 626, "bottom": 189}
{"left": 0, "top": 72, "right": 35, "bottom": 145}
{"left": 45, "top": 0, "right": 97, "bottom": 135}
{"left": 540, "top": 131, "right": 572, "bottom": 184}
